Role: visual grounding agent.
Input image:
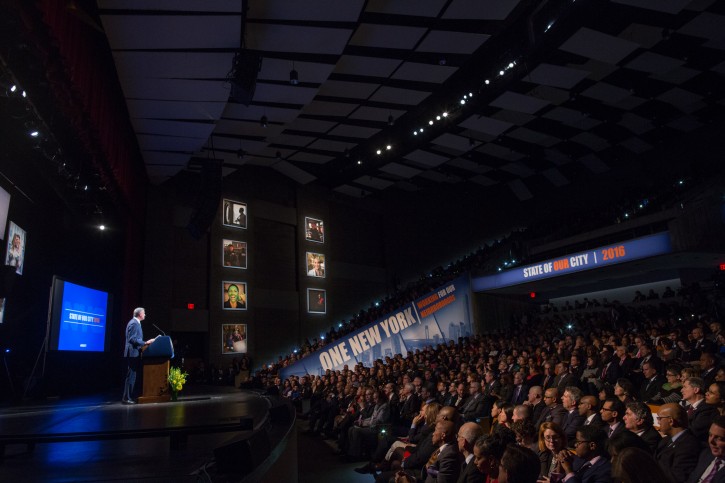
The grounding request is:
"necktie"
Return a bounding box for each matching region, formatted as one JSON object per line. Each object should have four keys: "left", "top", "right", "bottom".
{"left": 426, "top": 447, "right": 441, "bottom": 468}
{"left": 701, "top": 458, "right": 723, "bottom": 483}
{"left": 607, "top": 426, "right": 614, "bottom": 437}
{"left": 687, "top": 405, "right": 695, "bottom": 418}
{"left": 601, "top": 364, "right": 608, "bottom": 380}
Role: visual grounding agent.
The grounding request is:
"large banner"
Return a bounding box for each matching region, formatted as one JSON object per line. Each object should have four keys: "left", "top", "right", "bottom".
{"left": 280, "top": 275, "right": 473, "bottom": 378}
{"left": 472, "top": 232, "right": 673, "bottom": 291}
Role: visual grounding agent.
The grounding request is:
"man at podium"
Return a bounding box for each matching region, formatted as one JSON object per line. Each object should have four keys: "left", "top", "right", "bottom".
{"left": 122, "top": 307, "right": 155, "bottom": 404}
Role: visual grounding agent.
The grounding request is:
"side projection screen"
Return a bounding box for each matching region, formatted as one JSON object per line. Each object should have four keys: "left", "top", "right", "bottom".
{"left": 48, "top": 277, "right": 112, "bottom": 352}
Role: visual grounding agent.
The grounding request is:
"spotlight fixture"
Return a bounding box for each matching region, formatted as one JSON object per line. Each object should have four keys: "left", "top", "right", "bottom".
{"left": 289, "top": 62, "right": 299, "bottom": 85}
{"left": 357, "top": 160, "right": 362, "bottom": 165}
{"left": 376, "top": 149, "right": 382, "bottom": 155}
{"left": 386, "top": 145, "right": 391, "bottom": 150}
{"left": 29, "top": 130, "right": 39, "bottom": 137}
{"left": 99, "top": 225, "right": 106, "bottom": 231}
{"left": 442, "top": 112, "right": 448, "bottom": 117}
{"left": 485, "top": 79, "right": 490, "bottom": 85}
{"left": 10, "top": 85, "right": 17, "bottom": 93}
{"left": 260, "top": 115, "right": 268, "bottom": 128}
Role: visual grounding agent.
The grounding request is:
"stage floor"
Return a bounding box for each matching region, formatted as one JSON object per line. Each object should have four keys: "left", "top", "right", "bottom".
{"left": 0, "top": 386, "right": 271, "bottom": 482}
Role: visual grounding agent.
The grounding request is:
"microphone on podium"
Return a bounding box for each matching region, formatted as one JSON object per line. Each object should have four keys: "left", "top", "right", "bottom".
{"left": 152, "top": 323, "right": 166, "bottom": 336}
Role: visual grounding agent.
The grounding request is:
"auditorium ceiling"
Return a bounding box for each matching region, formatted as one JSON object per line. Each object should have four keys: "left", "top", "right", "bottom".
{"left": 3, "top": 0, "right": 725, "bottom": 208}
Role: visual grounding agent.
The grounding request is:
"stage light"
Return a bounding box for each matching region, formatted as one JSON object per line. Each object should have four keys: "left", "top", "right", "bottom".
{"left": 567, "top": 324, "right": 573, "bottom": 330}
{"left": 321, "top": 335, "right": 326, "bottom": 340}
{"left": 357, "top": 160, "right": 362, "bottom": 165}
{"left": 386, "top": 145, "right": 391, "bottom": 150}
{"left": 469, "top": 92, "right": 473, "bottom": 97}
{"left": 429, "top": 120, "right": 434, "bottom": 125}
{"left": 413, "top": 131, "right": 418, "bottom": 136}
{"left": 508, "top": 62, "right": 514, "bottom": 69}
{"left": 419, "top": 128, "right": 424, "bottom": 133}
{"left": 460, "top": 99, "right": 465, "bottom": 105}
{"left": 10, "top": 85, "right": 17, "bottom": 93}
{"left": 436, "top": 116, "right": 441, "bottom": 121}
{"left": 374, "top": 301, "right": 380, "bottom": 307}
{"left": 376, "top": 149, "right": 382, "bottom": 155}
{"left": 499, "top": 70, "right": 505, "bottom": 76}
{"left": 338, "top": 323, "right": 343, "bottom": 328}
{"left": 293, "top": 349, "right": 298, "bottom": 354}
{"left": 289, "top": 67, "right": 299, "bottom": 85}
{"left": 22, "top": 90, "right": 26, "bottom": 98}
{"left": 497, "top": 267, "right": 502, "bottom": 271}
{"left": 4, "top": 349, "right": 9, "bottom": 353}
{"left": 442, "top": 112, "right": 448, "bottom": 117}
{"left": 485, "top": 79, "right": 490, "bottom": 85}
{"left": 260, "top": 115, "right": 268, "bottom": 128}
{"left": 99, "top": 224, "right": 105, "bottom": 231}
{"left": 29, "top": 130, "right": 39, "bottom": 137}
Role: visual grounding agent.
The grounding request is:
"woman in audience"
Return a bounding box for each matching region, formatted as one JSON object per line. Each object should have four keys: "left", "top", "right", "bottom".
{"left": 614, "top": 378, "right": 636, "bottom": 404}
{"left": 705, "top": 381, "right": 725, "bottom": 416}
{"left": 497, "top": 403, "right": 515, "bottom": 430}
{"left": 537, "top": 422, "right": 567, "bottom": 478}
{"left": 511, "top": 419, "right": 538, "bottom": 454}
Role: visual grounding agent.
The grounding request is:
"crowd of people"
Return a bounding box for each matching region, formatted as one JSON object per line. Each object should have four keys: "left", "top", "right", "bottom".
{"left": 263, "top": 282, "right": 725, "bottom": 482}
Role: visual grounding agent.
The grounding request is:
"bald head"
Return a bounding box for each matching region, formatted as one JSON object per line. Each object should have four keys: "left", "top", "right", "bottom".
{"left": 544, "top": 388, "right": 558, "bottom": 406}
{"left": 438, "top": 405, "right": 460, "bottom": 424}
{"left": 458, "top": 422, "right": 483, "bottom": 455}
{"left": 579, "top": 395, "right": 598, "bottom": 417}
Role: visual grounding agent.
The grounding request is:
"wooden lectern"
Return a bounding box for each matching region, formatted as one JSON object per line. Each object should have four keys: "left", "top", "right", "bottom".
{"left": 138, "top": 336, "right": 174, "bottom": 404}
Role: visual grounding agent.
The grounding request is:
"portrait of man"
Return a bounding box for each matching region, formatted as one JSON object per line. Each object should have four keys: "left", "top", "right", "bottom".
{"left": 222, "top": 199, "right": 247, "bottom": 229}
{"left": 223, "top": 239, "right": 247, "bottom": 269}
{"left": 307, "top": 288, "right": 326, "bottom": 314}
{"left": 5, "top": 221, "right": 26, "bottom": 275}
{"left": 222, "top": 282, "right": 247, "bottom": 310}
{"left": 222, "top": 324, "right": 247, "bottom": 353}
{"left": 306, "top": 252, "right": 325, "bottom": 278}
{"left": 304, "top": 217, "right": 324, "bottom": 243}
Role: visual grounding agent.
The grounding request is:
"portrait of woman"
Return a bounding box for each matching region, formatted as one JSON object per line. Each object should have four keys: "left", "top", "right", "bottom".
{"left": 223, "top": 282, "right": 247, "bottom": 310}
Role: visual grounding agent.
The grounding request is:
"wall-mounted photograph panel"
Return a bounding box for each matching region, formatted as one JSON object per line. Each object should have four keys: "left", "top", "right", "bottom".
{"left": 223, "top": 239, "right": 247, "bottom": 269}
{"left": 223, "top": 199, "right": 247, "bottom": 229}
{"left": 306, "top": 252, "right": 325, "bottom": 278}
{"left": 222, "top": 281, "right": 247, "bottom": 310}
{"left": 222, "top": 323, "right": 247, "bottom": 354}
{"left": 6, "top": 221, "right": 26, "bottom": 275}
{"left": 304, "top": 217, "right": 324, "bottom": 243}
{"left": 307, "top": 288, "right": 326, "bottom": 314}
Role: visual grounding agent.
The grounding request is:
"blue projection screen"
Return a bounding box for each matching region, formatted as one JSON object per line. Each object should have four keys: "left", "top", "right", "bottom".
{"left": 49, "top": 278, "right": 112, "bottom": 352}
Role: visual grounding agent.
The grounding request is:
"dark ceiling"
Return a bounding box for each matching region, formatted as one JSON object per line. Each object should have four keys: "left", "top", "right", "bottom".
{"left": 2, "top": 0, "right": 725, "bottom": 217}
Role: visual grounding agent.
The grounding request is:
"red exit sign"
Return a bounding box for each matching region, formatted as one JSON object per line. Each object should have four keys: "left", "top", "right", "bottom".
{"left": 720, "top": 263, "right": 725, "bottom": 271}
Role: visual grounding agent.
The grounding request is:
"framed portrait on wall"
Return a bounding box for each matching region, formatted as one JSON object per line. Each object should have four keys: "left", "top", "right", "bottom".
{"left": 306, "top": 252, "right": 325, "bottom": 278}
{"left": 222, "top": 323, "right": 247, "bottom": 354}
{"left": 223, "top": 239, "right": 247, "bottom": 269}
{"left": 307, "top": 288, "right": 326, "bottom": 314}
{"left": 222, "top": 199, "right": 247, "bottom": 229}
{"left": 5, "top": 221, "right": 26, "bottom": 275}
{"left": 222, "top": 281, "right": 247, "bottom": 310}
{"left": 304, "top": 217, "right": 324, "bottom": 243}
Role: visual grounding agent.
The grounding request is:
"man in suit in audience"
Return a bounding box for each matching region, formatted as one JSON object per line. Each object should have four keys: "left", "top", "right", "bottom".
{"left": 557, "top": 425, "right": 612, "bottom": 483}
{"left": 692, "top": 327, "right": 716, "bottom": 358}
{"left": 397, "top": 383, "right": 421, "bottom": 434}
{"left": 509, "top": 372, "right": 529, "bottom": 406}
{"left": 701, "top": 353, "right": 718, "bottom": 388}
{"left": 424, "top": 419, "right": 463, "bottom": 483}
{"left": 600, "top": 398, "right": 626, "bottom": 439}
{"left": 599, "top": 347, "right": 622, "bottom": 387}
{"left": 640, "top": 360, "right": 666, "bottom": 402}
{"left": 456, "top": 422, "right": 485, "bottom": 483}
{"left": 682, "top": 377, "right": 719, "bottom": 442}
{"left": 524, "top": 386, "right": 546, "bottom": 425}
{"left": 561, "top": 387, "right": 587, "bottom": 443}
{"left": 615, "top": 346, "right": 634, "bottom": 379}
{"left": 541, "top": 363, "right": 556, "bottom": 391}
{"left": 536, "top": 388, "right": 567, "bottom": 428}
{"left": 655, "top": 403, "right": 700, "bottom": 483}
{"left": 623, "top": 401, "right": 661, "bottom": 453}
{"left": 554, "top": 362, "right": 577, "bottom": 397}
{"left": 686, "top": 416, "right": 725, "bottom": 483}
{"left": 460, "top": 381, "right": 485, "bottom": 422}
{"left": 579, "top": 395, "right": 603, "bottom": 428}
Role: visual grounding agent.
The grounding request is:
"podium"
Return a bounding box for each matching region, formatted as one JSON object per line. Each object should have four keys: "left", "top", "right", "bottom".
{"left": 138, "top": 336, "right": 174, "bottom": 404}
